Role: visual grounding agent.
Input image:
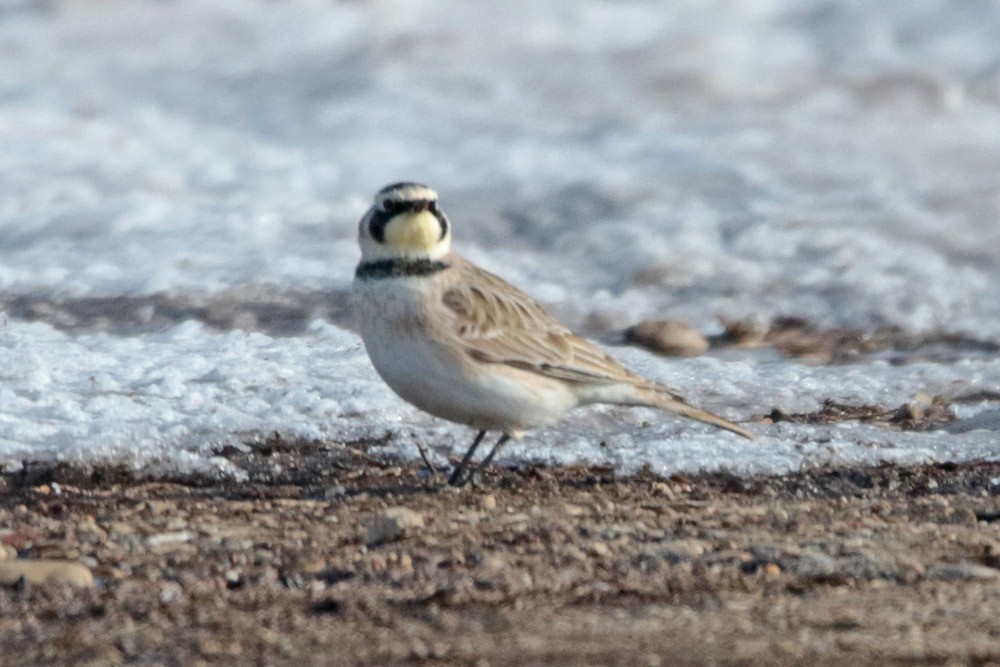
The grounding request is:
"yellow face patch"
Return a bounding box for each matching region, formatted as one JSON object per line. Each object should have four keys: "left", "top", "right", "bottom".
{"left": 383, "top": 211, "right": 442, "bottom": 251}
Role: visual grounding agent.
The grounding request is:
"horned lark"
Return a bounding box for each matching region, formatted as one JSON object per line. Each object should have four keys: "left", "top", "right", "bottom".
{"left": 353, "top": 182, "right": 753, "bottom": 486}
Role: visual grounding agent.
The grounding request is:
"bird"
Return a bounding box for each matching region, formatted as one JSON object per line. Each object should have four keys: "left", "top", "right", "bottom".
{"left": 352, "top": 182, "right": 754, "bottom": 486}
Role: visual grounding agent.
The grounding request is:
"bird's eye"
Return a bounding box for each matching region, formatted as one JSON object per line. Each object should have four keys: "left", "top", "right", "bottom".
{"left": 382, "top": 200, "right": 399, "bottom": 213}
{"left": 427, "top": 201, "right": 438, "bottom": 213}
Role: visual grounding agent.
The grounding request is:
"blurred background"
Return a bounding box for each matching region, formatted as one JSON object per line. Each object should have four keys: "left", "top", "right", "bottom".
{"left": 1, "top": 0, "right": 999, "bottom": 474}
{"left": 3, "top": 0, "right": 999, "bottom": 333}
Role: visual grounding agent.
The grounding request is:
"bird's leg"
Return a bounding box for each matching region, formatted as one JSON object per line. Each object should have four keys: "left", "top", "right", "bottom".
{"left": 448, "top": 430, "right": 487, "bottom": 487}
{"left": 414, "top": 440, "right": 437, "bottom": 474}
{"left": 468, "top": 433, "right": 511, "bottom": 486}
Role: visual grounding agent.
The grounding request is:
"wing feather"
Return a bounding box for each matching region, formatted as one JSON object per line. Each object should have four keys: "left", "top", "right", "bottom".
{"left": 437, "top": 259, "right": 758, "bottom": 439}
{"left": 442, "top": 264, "right": 644, "bottom": 386}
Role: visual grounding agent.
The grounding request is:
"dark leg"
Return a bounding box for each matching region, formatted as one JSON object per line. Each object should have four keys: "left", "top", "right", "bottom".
{"left": 414, "top": 440, "right": 437, "bottom": 474}
{"left": 448, "top": 430, "right": 487, "bottom": 487}
{"left": 468, "top": 433, "right": 510, "bottom": 485}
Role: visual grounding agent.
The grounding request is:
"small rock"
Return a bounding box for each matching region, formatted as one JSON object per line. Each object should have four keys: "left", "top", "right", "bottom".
{"left": 481, "top": 553, "right": 507, "bottom": 571}
{"left": 367, "top": 508, "right": 424, "bottom": 545}
{"left": 225, "top": 570, "right": 245, "bottom": 590}
{"left": 768, "top": 406, "right": 791, "bottom": 423}
{"left": 159, "top": 580, "right": 183, "bottom": 603}
{"left": 650, "top": 482, "right": 674, "bottom": 498}
{"left": 397, "top": 553, "right": 413, "bottom": 573}
{"left": 108, "top": 521, "right": 136, "bottom": 536}
{"left": 323, "top": 484, "right": 347, "bottom": 499}
{"left": 409, "top": 638, "right": 430, "bottom": 660}
{"left": 589, "top": 542, "right": 613, "bottom": 558}
{"left": 721, "top": 317, "right": 769, "bottom": 347}
{"left": 981, "top": 539, "right": 1000, "bottom": 569}
{"left": 644, "top": 653, "right": 664, "bottom": 667}
{"left": 930, "top": 563, "right": 1000, "bottom": 582}
{"left": 0, "top": 559, "right": 95, "bottom": 588}
{"left": 198, "top": 637, "right": 242, "bottom": 657}
{"left": 624, "top": 320, "right": 709, "bottom": 357}
{"left": 891, "top": 402, "right": 924, "bottom": 422}
{"left": 760, "top": 562, "right": 782, "bottom": 576}
{"left": 480, "top": 494, "right": 497, "bottom": 512}
{"left": 146, "top": 531, "right": 195, "bottom": 548}
{"left": 299, "top": 559, "right": 328, "bottom": 575}
{"left": 659, "top": 539, "right": 710, "bottom": 562}
{"left": 0, "top": 544, "right": 17, "bottom": 562}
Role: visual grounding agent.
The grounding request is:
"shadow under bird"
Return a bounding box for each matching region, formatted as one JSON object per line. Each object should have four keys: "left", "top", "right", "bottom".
{"left": 352, "top": 182, "right": 753, "bottom": 486}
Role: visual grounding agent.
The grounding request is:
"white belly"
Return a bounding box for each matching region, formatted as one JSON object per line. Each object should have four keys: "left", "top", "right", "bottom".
{"left": 353, "top": 278, "right": 578, "bottom": 433}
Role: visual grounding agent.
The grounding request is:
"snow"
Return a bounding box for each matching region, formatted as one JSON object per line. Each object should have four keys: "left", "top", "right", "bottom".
{"left": 1, "top": 0, "right": 999, "bottom": 478}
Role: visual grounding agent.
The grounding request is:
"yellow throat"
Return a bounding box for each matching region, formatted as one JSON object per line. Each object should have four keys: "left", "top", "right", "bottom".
{"left": 384, "top": 211, "right": 441, "bottom": 252}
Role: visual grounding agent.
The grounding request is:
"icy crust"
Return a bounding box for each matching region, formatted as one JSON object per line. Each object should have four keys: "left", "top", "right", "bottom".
{"left": 0, "top": 319, "right": 401, "bottom": 476}
{"left": 2, "top": 318, "right": 999, "bottom": 479}
{"left": 0, "top": 1, "right": 999, "bottom": 338}
{"left": 1, "top": 1, "right": 1000, "bottom": 476}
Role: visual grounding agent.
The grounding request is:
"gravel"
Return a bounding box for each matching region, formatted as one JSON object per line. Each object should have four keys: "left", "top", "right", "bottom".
{"left": 2, "top": 448, "right": 1000, "bottom": 665}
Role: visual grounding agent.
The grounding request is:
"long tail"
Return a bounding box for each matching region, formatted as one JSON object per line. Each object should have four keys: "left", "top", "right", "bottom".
{"left": 638, "top": 387, "right": 755, "bottom": 440}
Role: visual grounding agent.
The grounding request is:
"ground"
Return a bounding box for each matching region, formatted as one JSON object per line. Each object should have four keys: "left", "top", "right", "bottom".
{"left": 3, "top": 439, "right": 1000, "bottom": 666}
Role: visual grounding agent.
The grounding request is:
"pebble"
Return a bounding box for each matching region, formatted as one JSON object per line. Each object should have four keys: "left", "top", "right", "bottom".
{"left": 659, "top": 539, "right": 710, "bottom": 562}
{"left": 804, "top": 549, "right": 904, "bottom": 581}
{"left": 930, "top": 563, "right": 1000, "bottom": 582}
{"left": 300, "top": 559, "right": 328, "bottom": 575}
{"left": 893, "top": 402, "right": 925, "bottom": 422}
{"left": 0, "top": 544, "right": 17, "bottom": 561}
{"left": 760, "top": 562, "right": 782, "bottom": 577}
{"left": 480, "top": 495, "right": 497, "bottom": 512}
{"left": 146, "top": 530, "right": 196, "bottom": 548}
{"left": 367, "top": 508, "right": 425, "bottom": 545}
{"left": 589, "top": 542, "right": 613, "bottom": 558}
{"left": 323, "top": 484, "right": 347, "bottom": 499}
{"left": 0, "top": 559, "right": 95, "bottom": 588}
{"left": 650, "top": 482, "right": 674, "bottom": 498}
{"left": 722, "top": 317, "right": 769, "bottom": 347}
{"left": 397, "top": 553, "right": 414, "bottom": 572}
{"left": 108, "top": 521, "right": 136, "bottom": 536}
{"left": 624, "top": 320, "right": 709, "bottom": 357}
{"left": 980, "top": 538, "right": 1000, "bottom": 568}
{"left": 159, "top": 580, "right": 183, "bottom": 603}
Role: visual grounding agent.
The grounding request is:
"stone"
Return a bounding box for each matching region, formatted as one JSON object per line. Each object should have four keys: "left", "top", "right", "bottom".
{"left": 0, "top": 559, "right": 95, "bottom": 588}
{"left": 980, "top": 538, "right": 1000, "bottom": 569}
{"left": 892, "top": 402, "right": 925, "bottom": 422}
{"left": 589, "top": 542, "right": 613, "bottom": 558}
{"left": 146, "top": 530, "right": 195, "bottom": 548}
{"left": 624, "top": 320, "right": 709, "bottom": 357}
{"left": 721, "top": 317, "right": 769, "bottom": 347}
{"left": 659, "top": 539, "right": 710, "bottom": 562}
{"left": 367, "top": 508, "right": 425, "bottom": 545}
{"left": 930, "top": 563, "right": 1000, "bottom": 582}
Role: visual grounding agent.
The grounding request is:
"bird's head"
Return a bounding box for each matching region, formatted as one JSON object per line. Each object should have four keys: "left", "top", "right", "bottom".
{"left": 357, "top": 182, "right": 451, "bottom": 262}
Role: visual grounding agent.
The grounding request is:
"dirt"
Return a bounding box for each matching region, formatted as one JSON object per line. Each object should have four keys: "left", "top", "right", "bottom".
{"left": 3, "top": 442, "right": 1000, "bottom": 666}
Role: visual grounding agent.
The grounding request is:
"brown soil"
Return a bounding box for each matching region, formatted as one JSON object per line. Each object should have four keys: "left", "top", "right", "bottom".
{"left": 3, "top": 445, "right": 1000, "bottom": 666}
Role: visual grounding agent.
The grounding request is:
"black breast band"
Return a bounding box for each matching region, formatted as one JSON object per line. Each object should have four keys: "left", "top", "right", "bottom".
{"left": 355, "top": 259, "right": 450, "bottom": 279}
